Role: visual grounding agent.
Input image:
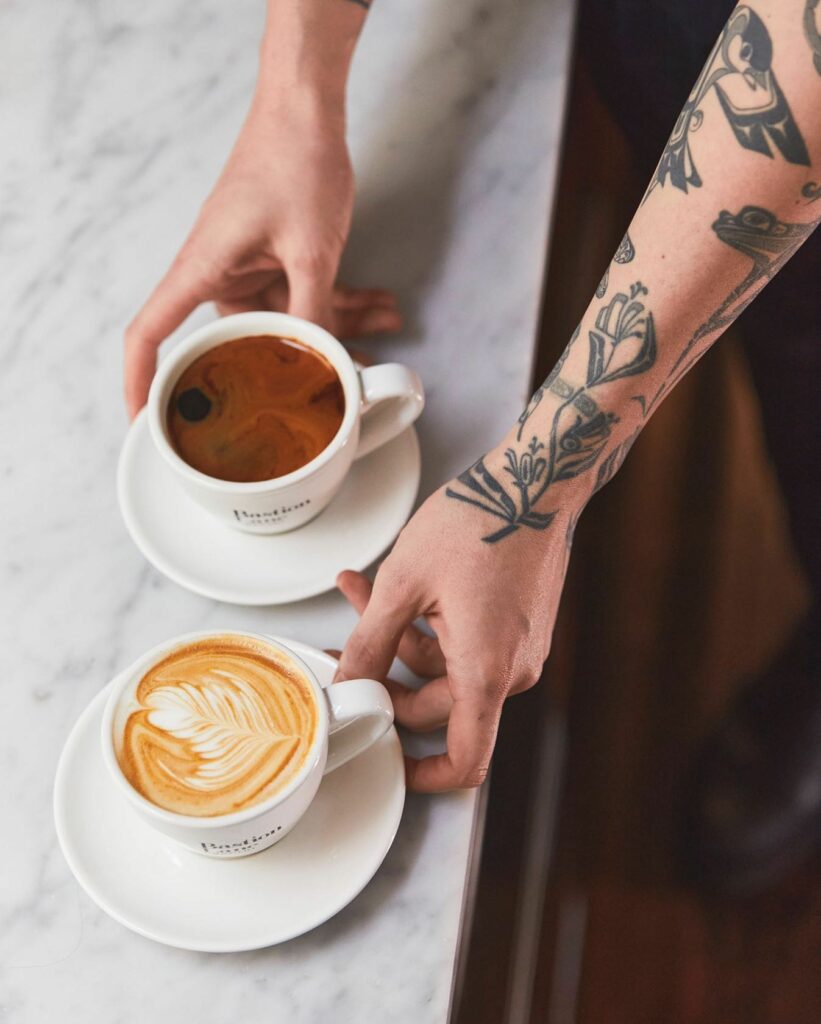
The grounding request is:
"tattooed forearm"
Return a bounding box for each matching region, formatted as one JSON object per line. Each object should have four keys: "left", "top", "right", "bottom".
{"left": 587, "top": 283, "right": 657, "bottom": 385}
{"left": 447, "top": 283, "right": 657, "bottom": 543}
{"left": 448, "top": 0, "right": 820, "bottom": 546}
{"left": 686, "top": 205, "right": 815, "bottom": 338}
{"left": 593, "top": 234, "right": 635, "bottom": 301}
{"left": 614, "top": 232, "right": 635, "bottom": 263}
{"left": 644, "top": 5, "right": 809, "bottom": 202}
{"left": 516, "top": 325, "right": 578, "bottom": 439}
{"left": 592, "top": 427, "right": 641, "bottom": 496}
{"left": 565, "top": 507, "right": 582, "bottom": 552}
{"left": 648, "top": 204, "right": 820, "bottom": 410}
{"left": 805, "top": 0, "right": 821, "bottom": 74}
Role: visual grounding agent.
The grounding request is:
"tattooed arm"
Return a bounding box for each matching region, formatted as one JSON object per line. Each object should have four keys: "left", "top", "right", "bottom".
{"left": 336, "top": 1, "right": 820, "bottom": 793}
{"left": 124, "top": 0, "right": 397, "bottom": 417}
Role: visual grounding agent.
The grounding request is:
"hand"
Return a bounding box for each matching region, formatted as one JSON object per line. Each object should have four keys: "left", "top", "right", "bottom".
{"left": 124, "top": 96, "right": 400, "bottom": 418}
{"left": 335, "top": 477, "right": 578, "bottom": 792}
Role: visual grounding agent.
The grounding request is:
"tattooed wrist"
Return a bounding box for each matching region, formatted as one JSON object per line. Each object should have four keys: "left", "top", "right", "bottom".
{"left": 447, "top": 280, "right": 657, "bottom": 543}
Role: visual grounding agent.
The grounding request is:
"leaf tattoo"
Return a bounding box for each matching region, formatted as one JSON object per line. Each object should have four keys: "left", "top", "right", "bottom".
{"left": 587, "top": 282, "right": 657, "bottom": 387}
{"left": 516, "top": 324, "right": 579, "bottom": 440}
{"left": 447, "top": 283, "right": 655, "bottom": 542}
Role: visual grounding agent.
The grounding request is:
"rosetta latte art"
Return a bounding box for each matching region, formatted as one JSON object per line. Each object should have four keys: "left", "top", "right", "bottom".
{"left": 114, "top": 636, "right": 318, "bottom": 816}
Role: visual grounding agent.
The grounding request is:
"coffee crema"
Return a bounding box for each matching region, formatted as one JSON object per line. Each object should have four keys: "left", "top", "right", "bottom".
{"left": 166, "top": 334, "right": 345, "bottom": 483}
{"left": 113, "top": 635, "right": 319, "bottom": 817}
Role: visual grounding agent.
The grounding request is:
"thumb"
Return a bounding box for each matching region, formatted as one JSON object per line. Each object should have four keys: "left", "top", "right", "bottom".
{"left": 124, "top": 267, "right": 200, "bottom": 419}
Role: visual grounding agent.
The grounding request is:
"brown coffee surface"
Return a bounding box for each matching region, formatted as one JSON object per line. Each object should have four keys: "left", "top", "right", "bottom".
{"left": 167, "top": 335, "right": 345, "bottom": 482}
{"left": 114, "top": 635, "right": 319, "bottom": 817}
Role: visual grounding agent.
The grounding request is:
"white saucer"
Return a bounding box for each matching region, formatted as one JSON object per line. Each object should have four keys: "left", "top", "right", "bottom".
{"left": 53, "top": 642, "right": 405, "bottom": 952}
{"left": 117, "top": 410, "right": 420, "bottom": 605}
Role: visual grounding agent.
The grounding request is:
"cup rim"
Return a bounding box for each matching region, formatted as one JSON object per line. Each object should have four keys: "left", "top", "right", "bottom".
{"left": 146, "top": 312, "right": 361, "bottom": 493}
{"left": 99, "top": 630, "right": 329, "bottom": 830}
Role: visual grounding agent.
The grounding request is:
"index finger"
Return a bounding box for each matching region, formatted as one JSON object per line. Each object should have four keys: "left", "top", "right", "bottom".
{"left": 337, "top": 570, "right": 446, "bottom": 678}
{"left": 124, "top": 270, "right": 200, "bottom": 419}
{"left": 406, "top": 691, "right": 502, "bottom": 793}
{"left": 335, "top": 570, "right": 421, "bottom": 685}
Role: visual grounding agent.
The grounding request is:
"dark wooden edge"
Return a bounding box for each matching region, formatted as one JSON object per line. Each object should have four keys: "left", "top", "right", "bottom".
{"left": 447, "top": 4, "right": 582, "bottom": 1016}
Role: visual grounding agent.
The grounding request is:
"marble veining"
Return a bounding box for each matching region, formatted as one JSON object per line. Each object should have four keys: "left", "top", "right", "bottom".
{"left": 0, "top": 0, "right": 572, "bottom": 1021}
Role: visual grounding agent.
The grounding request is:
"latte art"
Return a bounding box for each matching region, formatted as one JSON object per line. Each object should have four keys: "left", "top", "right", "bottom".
{"left": 113, "top": 636, "right": 318, "bottom": 816}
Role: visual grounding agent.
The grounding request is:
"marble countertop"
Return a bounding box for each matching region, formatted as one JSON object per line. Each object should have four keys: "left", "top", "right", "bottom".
{"left": 0, "top": 1, "right": 572, "bottom": 1021}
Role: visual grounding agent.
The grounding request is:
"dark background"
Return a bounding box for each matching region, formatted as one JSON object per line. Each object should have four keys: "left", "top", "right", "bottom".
{"left": 452, "top": 20, "right": 820, "bottom": 1024}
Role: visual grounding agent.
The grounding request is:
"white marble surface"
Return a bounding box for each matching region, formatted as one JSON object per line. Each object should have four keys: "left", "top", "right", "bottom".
{"left": 0, "top": 1, "right": 572, "bottom": 1021}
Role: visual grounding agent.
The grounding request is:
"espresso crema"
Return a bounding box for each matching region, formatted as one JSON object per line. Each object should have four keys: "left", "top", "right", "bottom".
{"left": 113, "top": 636, "right": 319, "bottom": 817}
{"left": 166, "top": 334, "right": 345, "bottom": 483}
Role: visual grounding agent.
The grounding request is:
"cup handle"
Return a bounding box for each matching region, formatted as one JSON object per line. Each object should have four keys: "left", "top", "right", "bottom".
{"left": 355, "top": 364, "right": 425, "bottom": 460}
{"left": 323, "top": 678, "right": 395, "bottom": 774}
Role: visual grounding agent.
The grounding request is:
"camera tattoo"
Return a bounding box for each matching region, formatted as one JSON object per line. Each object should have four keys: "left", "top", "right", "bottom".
{"left": 644, "top": 5, "right": 809, "bottom": 202}
{"left": 446, "top": 283, "right": 657, "bottom": 543}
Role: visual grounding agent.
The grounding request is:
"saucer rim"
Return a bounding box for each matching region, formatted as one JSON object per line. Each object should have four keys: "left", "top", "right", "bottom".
{"left": 53, "top": 642, "right": 406, "bottom": 952}
{"left": 117, "top": 409, "right": 421, "bottom": 606}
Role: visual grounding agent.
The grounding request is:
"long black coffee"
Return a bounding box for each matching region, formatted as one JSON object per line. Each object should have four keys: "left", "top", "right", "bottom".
{"left": 167, "top": 335, "right": 345, "bottom": 483}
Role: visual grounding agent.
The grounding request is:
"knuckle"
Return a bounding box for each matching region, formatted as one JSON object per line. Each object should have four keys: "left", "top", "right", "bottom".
{"left": 511, "top": 678, "right": 534, "bottom": 696}
{"left": 518, "top": 666, "right": 543, "bottom": 693}
{"left": 489, "top": 681, "right": 508, "bottom": 704}
{"left": 171, "top": 252, "right": 209, "bottom": 294}
{"left": 475, "top": 674, "right": 508, "bottom": 703}
{"left": 374, "top": 555, "right": 401, "bottom": 588}
{"left": 373, "top": 559, "right": 415, "bottom": 607}
{"left": 459, "top": 763, "right": 490, "bottom": 789}
{"left": 344, "top": 631, "right": 378, "bottom": 670}
{"left": 288, "top": 245, "right": 336, "bottom": 278}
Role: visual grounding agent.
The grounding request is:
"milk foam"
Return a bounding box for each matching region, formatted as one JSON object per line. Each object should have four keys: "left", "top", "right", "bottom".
{"left": 113, "top": 636, "right": 319, "bottom": 817}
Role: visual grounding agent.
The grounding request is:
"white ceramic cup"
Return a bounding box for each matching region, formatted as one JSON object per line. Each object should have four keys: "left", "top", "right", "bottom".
{"left": 146, "top": 311, "right": 424, "bottom": 534}
{"left": 100, "top": 631, "right": 394, "bottom": 858}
